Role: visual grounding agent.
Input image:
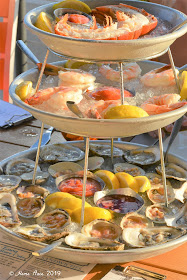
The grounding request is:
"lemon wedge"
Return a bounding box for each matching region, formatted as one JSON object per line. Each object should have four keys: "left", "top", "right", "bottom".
{"left": 94, "top": 170, "right": 120, "bottom": 190}
{"left": 71, "top": 207, "right": 112, "bottom": 225}
{"left": 179, "top": 71, "right": 187, "bottom": 100}
{"left": 135, "top": 176, "right": 151, "bottom": 192}
{"left": 34, "top": 12, "right": 53, "bottom": 33}
{"left": 115, "top": 172, "right": 139, "bottom": 193}
{"left": 104, "top": 105, "right": 149, "bottom": 119}
{"left": 15, "top": 81, "right": 33, "bottom": 101}
{"left": 53, "top": 0, "right": 91, "bottom": 14}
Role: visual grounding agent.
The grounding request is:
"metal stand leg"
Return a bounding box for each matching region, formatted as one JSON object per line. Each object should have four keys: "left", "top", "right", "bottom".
{"left": 158, "top": 128, "right": 168, "bottom": 207}
{"left": 80, "top": 137, "right": 90, "bottom": 228}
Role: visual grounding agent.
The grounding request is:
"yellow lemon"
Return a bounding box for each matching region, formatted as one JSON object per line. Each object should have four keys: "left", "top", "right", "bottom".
{"left": 94, "top": 170, "right": 120, "bottom": 190}
{"left": 135, "top": 176, "right": 151, "bottom": 192}
{"left": 71, "top": 206, "right": 112, "bottom": 225}
{"left": 104, "top": 105, "right": 149, "bottom": 119}
{"left": 53, "top": 0, "right": 91, "bottom": 14}
{"left": 34, "top": 12, "right": 53, "bottom": 33}
{"left": 45, "top": 192, "right": 91, "bottom": 211}
{"left": 64, "top": 60, "right": 92, "bottom": 69}
{"left": 115, "top": 172, "right": 139, "bottom": 193}
{"left": 179, "top": 71, "right": 187, "bottom": 100}
{"left": 15, "top": 81, "right": 33, "bottom": 101}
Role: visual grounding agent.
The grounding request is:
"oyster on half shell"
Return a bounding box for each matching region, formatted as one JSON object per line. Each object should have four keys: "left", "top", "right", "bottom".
{"left": 17, "top": 197, "right": 45, "bottom": 218}
{"left": 146, "top": 173, "right": 171, "bottom": 187}
{"left": 82, "top": 219, "right": 122, "bottom": 240}
{"left": 156, "top": 163, "right": 187, "bottom": 181}
{"left": 65, "top": 232, "right": 125, "bottom": 251}
{"left": 5, "top": 158, "right": 41, "bottom": 176}
{"left": 0, "top": 175, "right": 21, "bottom": 192}
{"left": 0, "top": 193, "right": 21, "bottom": 228}
{"left": 16, "top": 185, "right": 50, "bottom": 199}
{"left": 77, "top": 156, "right": 104, "bottom": 171}
{"left": 48, "top": 162, "right": 83, "bottom": 178}
{"left": 123, "top": 146, "right": 160, "bottom": 166}
{"left": 145, "top": 204, "right": 171, "bottom": 224}
{"left": 89, "top": 143, "right": 124, "bottom": 157}
{"left": 40, "top": 143, "right": 84, "bottom": 163}
{"left": 147, "top": 184, "right": 175, "bottom": 205}
{"left": 20, "top": 171, "right": 49, "bottom": 184}
{"left": 114, "top": 163, "right": 145, "bottom": 176}
{"left": 122, "top": 227, "right": 185, "bottom": 248}
{"left": 120, "top": 213, "right": 152, "bottom": 229}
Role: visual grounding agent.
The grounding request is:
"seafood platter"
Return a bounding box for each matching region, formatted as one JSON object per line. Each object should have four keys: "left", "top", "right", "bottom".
{"left": 0, "top": 140, "right": 186, "bottom": 263}
{"left": 24, "top": 0, "right": 187, "bottom": 61}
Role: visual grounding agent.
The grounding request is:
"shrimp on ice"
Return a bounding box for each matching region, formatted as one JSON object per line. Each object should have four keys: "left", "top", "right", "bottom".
{"left": 58, "top": 70, "right": 96, "bottom": 90}
{"left": 99, "top": 63, "right": 141, "bottom": 82}
{"left": 141, "top": 65, "right": 179, "bottom": 87}
{"left": 25, "top": 86, "right": 83, "bottom": 112}
{"left": 141, "top": 93, "right": 187, "bottom": 115}
{"left": 88, "top": 86, "right": 133, "bottom": 101}
{"left": 86, "top": 100, "right": 128, "bottom": 119}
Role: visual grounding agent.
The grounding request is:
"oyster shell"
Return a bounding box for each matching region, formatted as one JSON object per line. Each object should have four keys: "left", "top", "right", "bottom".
{"left": 122, "top": 227, "right": 185, "bottom": 248}
{"left": 123, "top": 146, "right": 160, "bottom": 166}
{"left": 5, "top": 158, "right": 41, "bottom": 176}
{"left": 0, "top": 193, "right": 21, "bottom": 227}
{"left": 36, "top": 209, "right": 70, "bottom": 234}
{"left": 16, "top": 185, "right": 50, "bottom": 199}
{"left": 120, "top": 213, "right": 152, "bottom": 229}
{"left": 156, "top": 163, "right": 187, "bottom": 181}
{"left": 17, "top": 197, "right": 45, "bottom": 218}
{"left": 147, "top": 184, "right": 175, "bottom": 205}
{"left": 146, "top": 173, "right": 171, "bottom": 187}
{"left": 77, "top": 156, "right": 104, "bottom": 171}
{"left": 89, "top": 143, "right": 124, "bottom": 157}
{"left": 40, "top": 143, "right": 84, "bottom": 163}
{"left": 0, "top": 175, "right": 21, "bottom": 192}
{"left": 164, "top": 203, "right": 187, "bottom": 228}
{"left": 20, "top": 171, "right": 49, "bottom": 184}
{"left": 48, "top": 162, "right": 83, "bottom": 178}
{"left": 82, "top": 219, "right": 122, "bottom": 240}
{"left": 145, "top": 204, "right": 171, "bottom": 224}
{"left": 174, "top": 181, "right": 187, "bottom": 203}
{"left": 65, "top": 232, "right": 125, "bottom": 251}
{"left": 114, "top": 163, "right": 145, "bottom": 176}
{"left": 14, "top": 224, "right": 69, "bottom": 242}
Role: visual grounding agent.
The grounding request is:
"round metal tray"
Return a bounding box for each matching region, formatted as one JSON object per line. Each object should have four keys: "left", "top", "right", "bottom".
{"left": 0, "top": 141, "right": 186, "bottom": 264}
{"left": 24, "top": 0, "right": 187, "bottom": 62}
{"left": 9, "top": 61, "right": 187, "bottom": 138}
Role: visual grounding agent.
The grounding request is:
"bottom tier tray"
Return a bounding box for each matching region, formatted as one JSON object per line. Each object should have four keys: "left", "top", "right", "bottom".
{"left": 0, "top": 140, "right": 186, "bottom": 263}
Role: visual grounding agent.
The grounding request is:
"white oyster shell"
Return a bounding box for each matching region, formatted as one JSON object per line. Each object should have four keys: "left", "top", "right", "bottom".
{"left": 48, "top": 161, "right": 83, "bottom": 178}
{"left": 5, "top": 158, "right": 41, "bottom": 176}
{"left": 164, "top": 203, "right": 187, "bottom": 228}
{"left": 0, "top": 175, "right": 21, "bottom": 192}
{"left": 174, "top": 182, "right": 187, "bottom": 203}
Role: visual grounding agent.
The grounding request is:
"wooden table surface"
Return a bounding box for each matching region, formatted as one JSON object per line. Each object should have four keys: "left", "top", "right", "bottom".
{"left": 0, "top": 117, "right": 186, "bottom": 280}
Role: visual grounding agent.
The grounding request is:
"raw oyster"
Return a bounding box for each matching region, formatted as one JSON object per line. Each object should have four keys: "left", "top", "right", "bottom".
{"left": 114, "top": 163, "right": 145, "bottom": 176}
{"left": 156, "top": 163, "right": 187, "bottom": 181}
{"left": 147, "top": 184, "right": 175, "bottom": 205}
{"left": 164, "top": 203, "right": 187, "bottom": 228}
{"left": 17, "top": 197, "right": 45, "bottom": 218}
{"left": 40, "top": 143, "right": 84, "bottom": 163}
{"left": 36, "top": 209, "right": 70, "bottom": 234}
{"left": 16, "top": 185, "right": 50, "bottom": 199}
{"left": 14, "top": 224, "right": 68, "bottom": 242}
{"left": 120, "top": 213, "right": 151, "bottom": 229}
{"left": 5, "top": 158, "right": 41, "bottom": 176}
{"left": 0, "top": 193, "right": 21, "bottom": 227}
{"left": 122, "top": 227, "right": 185, "bottom": 247}
{"left": 82, "top": 219, "right": 122, "bottom": 240}
{"left": 89, "top": 143, "right": 124, "bottom": 157}
{"left": 0, "top": 175, "right": 21, "bottom": 192}
{"left": 123, "top": 146, "right": 160, "bottom": 166}
{"left": 48, "top": 162, "right": 83, "bottom": 178}
{"left": 77, "top": 156, "right": 104, "bottom": 171}
{"left": 145, "top": 204, "right": 170, "bottom": 224}
{"left": 146, "top": 173, "right": 171, "bottom": 187}
{"left": 20, "top": 171, "right": 49, "bottom": 184}
{"left": 174, "top": 181, "right": 187, "bottom": 203}
{"left": 65, "top": 232, "right": 125, "bottom": 251}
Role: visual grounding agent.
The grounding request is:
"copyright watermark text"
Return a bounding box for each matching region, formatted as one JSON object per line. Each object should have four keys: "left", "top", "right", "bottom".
{"left": 9, "top": 270, "right": 61, "bottom": 277}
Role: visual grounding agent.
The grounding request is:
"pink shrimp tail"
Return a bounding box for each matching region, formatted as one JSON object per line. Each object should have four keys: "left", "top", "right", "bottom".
{"left": 169, "top": 101, "right": 187, "bottom": 109}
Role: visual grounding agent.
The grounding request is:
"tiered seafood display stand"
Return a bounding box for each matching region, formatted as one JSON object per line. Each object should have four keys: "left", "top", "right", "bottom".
{"left": 4, "top": 0, "right": 187, "bottom": 263}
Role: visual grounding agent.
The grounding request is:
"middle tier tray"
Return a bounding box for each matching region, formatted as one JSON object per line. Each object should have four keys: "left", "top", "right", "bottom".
{"left": 9, "top": 61, "right": 187, "bottom": 138}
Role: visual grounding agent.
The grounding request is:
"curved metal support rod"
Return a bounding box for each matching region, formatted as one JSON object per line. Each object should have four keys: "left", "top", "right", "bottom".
{"left": 158, "top": 128, "right": 168, "bottom": 207}
{"left": 35, "top": 49, "right": 50, "bottom": 93}
{"left": 167, "top": 48, "right": 181, "bottom": 94}
{"left": 80, "top": 137, "right": 90, "bottom": 228}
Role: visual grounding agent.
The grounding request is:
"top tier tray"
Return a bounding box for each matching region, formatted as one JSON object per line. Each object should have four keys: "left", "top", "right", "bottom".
{"left": 24, "top": 0, "right": 187, "bottom": 62}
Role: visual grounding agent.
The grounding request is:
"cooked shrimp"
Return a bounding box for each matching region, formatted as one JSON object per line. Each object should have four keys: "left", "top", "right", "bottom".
{"left": 86, "top": 100, "right": 127, "bottom": 119}
{"left": 99, "top": 63, "right": 141, "bottom": 82}
{"left": 141, "top": 94, "right": 187, "bottom": 115}
{"left": 88, "top": 86, "right": 133, "bottom": 101}
{"left": 58, "top": 70, "right": 96, "bottom": 89}
{"left": 25, "top": 86, "right": 83, "bottom": 112}
{"left": 141, "top": 65, "right": 179, "bottom": 87}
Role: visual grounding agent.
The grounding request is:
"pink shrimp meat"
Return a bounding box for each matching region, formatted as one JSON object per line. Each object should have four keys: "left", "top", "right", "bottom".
{"left": 88, "top": 86, "right": 133, "bottom": 101}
